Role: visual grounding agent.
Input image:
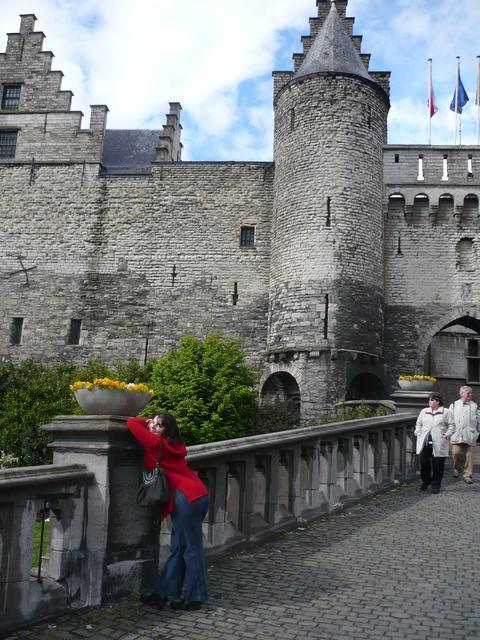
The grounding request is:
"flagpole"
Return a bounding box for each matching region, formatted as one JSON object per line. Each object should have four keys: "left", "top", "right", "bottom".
{"left": 455, "top": 57, "right": 460, "bottom": 145}
{"left": 477, "top": 55, "right": 480, "bottom": 145}
{"left": 428, "top": 58, "right": 432, "bottom": 145}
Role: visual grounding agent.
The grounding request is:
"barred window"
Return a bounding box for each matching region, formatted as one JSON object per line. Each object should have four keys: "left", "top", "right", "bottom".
{"left": 240, "top": 226, "right": 255, "bottom": 247}
{"left": 0, "top": 131, "right": 17, "bottom": 158}
{"left": 1, "top": 84, "right": 21, "bottom": 109}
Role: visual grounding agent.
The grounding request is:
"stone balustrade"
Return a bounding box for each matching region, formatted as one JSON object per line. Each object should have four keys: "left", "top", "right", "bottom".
{"left": 0, "top": 464, "right": 94, "bottom": 633}
{"left": 0, "top": 412, "right": 417, "bottom": 634}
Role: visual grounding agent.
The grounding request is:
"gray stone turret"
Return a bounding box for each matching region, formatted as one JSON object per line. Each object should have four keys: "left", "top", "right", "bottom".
{"left": 267, "top": 0, "right": 391, "bottom": 413}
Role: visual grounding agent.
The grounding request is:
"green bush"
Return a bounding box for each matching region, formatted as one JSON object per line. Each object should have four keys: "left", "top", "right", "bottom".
{"left": 249, "top": 402, "right": 300, "bottom": 435}
{"left": 147, "top": 334, "right": 258, "bottom": 444}
{"left": 0, "top": 357, "right": 157, "bottom": 467}
{"left": 321, "top": 401, "right": 392, "bottom": 424}
{"left": 0, "top": 360, "right": 80, "bottom": 466}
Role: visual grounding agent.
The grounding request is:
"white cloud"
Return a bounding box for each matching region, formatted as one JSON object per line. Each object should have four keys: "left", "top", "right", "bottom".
{"left": 0, "top": 0, "right": 312, "bottom": 150}
{"left": 1, "top": 0, "right": 480, "bottom": 157}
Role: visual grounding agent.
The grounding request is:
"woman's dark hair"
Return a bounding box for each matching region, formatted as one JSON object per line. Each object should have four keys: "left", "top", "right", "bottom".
{"left": 157, "top": 412, "right": 183, "bottom": 443}
{"left": 428, "top": 392, "right": 443, "bottom": 406}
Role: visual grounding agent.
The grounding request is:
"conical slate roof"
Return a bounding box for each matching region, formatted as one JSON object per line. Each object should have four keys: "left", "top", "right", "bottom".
{"left": 296, "top": 2, "right": 372, "bottom": 81}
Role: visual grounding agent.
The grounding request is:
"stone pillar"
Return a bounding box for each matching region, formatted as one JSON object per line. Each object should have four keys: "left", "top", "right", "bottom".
{"left": 43, "top": 415, "right": 158, "bottom": 603}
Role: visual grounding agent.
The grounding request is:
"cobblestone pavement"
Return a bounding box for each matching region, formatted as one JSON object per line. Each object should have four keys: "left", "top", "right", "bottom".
{"left": 5, "top": 460, "right": 480, "bottom": 640}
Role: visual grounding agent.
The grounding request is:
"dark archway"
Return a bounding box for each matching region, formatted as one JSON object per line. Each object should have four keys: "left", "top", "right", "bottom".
{"left": 425, "top": 315, "right": 480, "bottom": 402}
{"left": 440, "top": 315, "right": 480, "bottom": 334}
{"left": 261, "top": 372, "right": 301, "bottom": 425}
{"left": 346, "top": 373, "right": 387, "bottom": 401}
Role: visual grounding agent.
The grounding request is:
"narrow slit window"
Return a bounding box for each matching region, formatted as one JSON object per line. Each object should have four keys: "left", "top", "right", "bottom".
{"left": 397, "top": 234, "right": 403, "bottom": 255}
{"left": 323, "top": 294, "right": 329, "bottom": 339}
{"left": 468, "top": 155, "right": 473, "bottom": 177}
{"left": 326, "top": 197, "right": 331, "bottom": 227}
{"left": 394, "top": 154, "right": 399, "bottom": 164}
{"left": 68, "top": 319, "right": 82, "bottom": 345}
{"left": 417, "top": 155, "right": 424, "bottom": 181}
{"left": 232, "top": 282, "right": 239, "bottom": 306}
{"left": 290, "top": 108, "right": 295, "bottom": 131}
{"left": 10, "top": 317, "right": 23, "bottom": 345}
{"left": 240, "top": 226, "right": 255, "bottom": 247}
{"left": 1, "top": 84, "right": 21, "bottom": 110}
{"left": 442, "top": 154, "right": 448, "bottom": 181}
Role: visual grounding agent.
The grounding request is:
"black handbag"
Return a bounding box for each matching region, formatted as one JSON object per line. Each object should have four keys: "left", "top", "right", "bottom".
{"left": 136, "top": 443, "right": 170, "bottom": 508}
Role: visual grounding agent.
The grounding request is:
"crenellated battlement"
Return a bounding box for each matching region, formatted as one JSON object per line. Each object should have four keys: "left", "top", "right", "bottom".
{"left": 385, "top": 146, "right": 480, "bottom": 186}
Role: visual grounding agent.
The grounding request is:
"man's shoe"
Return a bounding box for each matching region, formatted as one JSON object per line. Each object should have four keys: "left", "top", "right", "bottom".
{"left": 431, "top": 485, "right": 440, "bottom": 494}
{"left": 420, "top": 483, "right": 430, "bottom": 491}
{"left": 464, "top": 478, "right": 474, "bottom": 485}
{"left": 453, "top": 469, "right": 460, "bottom": 478}
{"left": 170, "top": 600, "right": 203, "bottom": 611}
{"left": 140, "top": 592, "right": 167, "bottom": 609}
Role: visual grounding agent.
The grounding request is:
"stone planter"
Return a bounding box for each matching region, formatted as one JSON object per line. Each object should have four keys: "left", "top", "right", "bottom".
{"left": 74, "top": 388, "right": 151, "bottom": 416}
{"left": 397, "top": 379, "right": 434, "bottom": 392}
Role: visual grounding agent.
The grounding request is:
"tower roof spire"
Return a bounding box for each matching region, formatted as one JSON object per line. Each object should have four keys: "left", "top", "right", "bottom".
{"left": 296, "top": 1, "right": 371, "bottom": 81}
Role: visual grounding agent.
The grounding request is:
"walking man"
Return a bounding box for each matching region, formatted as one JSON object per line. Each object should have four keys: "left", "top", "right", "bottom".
{"left": 448, "top": 386, "right": 480, "bottom": 484}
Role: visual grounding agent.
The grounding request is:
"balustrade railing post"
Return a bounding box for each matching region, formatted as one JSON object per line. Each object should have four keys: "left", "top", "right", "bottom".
{"left": 243, "top": 455, "right": 256, "bottom": 537}
{"left": 311, "top": 440, "right": 328, "bottom": 512}
{"left": 291, "top": 445, "right": 304, "bottom": 518}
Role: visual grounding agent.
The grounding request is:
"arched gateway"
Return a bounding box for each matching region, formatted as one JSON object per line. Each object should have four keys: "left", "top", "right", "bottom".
{"left": 425, "top": 315, "right": 480, "bottom": 400}
{"left": 260, "top": 373, "right": 301, "bottom": 424}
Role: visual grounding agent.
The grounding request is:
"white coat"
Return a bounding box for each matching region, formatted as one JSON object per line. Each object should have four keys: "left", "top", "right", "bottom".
{"left": 415, "top": 407, "right": 454, "bottom": 457}
{"left": 448, "top": 399, "right": 479, "bottom": 446}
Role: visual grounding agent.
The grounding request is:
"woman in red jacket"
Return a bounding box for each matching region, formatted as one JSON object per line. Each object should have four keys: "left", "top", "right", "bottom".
{"left": 127, "top": 413, "right": 209, "bottom": 611}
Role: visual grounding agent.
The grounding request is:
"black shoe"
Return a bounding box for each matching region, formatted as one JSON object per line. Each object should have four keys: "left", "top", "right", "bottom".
{"left": 431, "top": 485, "right": 440, "bottom": 494}
{"left": 420, "top": 483, "right": 430, "bottom": 491}
{"left": 170, "top": 600, "right": 203, "bottom": 611}
{"left": 140, "top": 592, "right": 167, "bottom": 609}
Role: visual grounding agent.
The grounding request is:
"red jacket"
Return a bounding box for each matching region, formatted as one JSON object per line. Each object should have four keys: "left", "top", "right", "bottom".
{"left": 126, "top": 417, "right": 208, "bottom": 518}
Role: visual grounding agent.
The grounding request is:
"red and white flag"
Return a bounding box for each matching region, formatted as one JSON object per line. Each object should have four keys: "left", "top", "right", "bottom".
{"left": 428, "top": 59, "right": 438, "bottom": 118}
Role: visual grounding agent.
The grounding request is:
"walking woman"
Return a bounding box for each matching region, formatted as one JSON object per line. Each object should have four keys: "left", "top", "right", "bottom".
{"left": 127, "top": 413, "right": 209, "bottom": 611}
{"left": 415, "top": 392, "right": 454, "bottom": 494}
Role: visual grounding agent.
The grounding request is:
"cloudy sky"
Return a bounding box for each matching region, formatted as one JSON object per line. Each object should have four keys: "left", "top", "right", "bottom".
{"left": 1, "top": 0, "right": 479, "bottom": 160}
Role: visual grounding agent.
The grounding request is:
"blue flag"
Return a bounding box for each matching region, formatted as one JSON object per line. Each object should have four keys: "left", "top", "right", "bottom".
{"left": 450, "top": 72, "right": 469, "bottom": 113}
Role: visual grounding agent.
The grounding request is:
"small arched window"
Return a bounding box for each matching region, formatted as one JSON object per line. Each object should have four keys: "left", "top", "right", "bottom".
{"left": 387, "top": 194, "right": 405, "bottom": 217}
{"left": 463, "top": 194, "right": 479, "bottom": 225}
{"left": 456, "top": 238, "right": 474, "bottom": 272}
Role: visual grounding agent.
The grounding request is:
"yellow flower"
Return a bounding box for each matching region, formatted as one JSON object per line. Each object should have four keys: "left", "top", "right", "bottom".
{"left": 399, "top": 374, "right": 437, "bottom": 383}
{"left": 70, "top": 378, "right": 154, "bottom": 395}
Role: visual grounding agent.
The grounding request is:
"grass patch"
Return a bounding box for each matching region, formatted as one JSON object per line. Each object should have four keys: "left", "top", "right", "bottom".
{"left": 32, "top": 519, "right": 50, "bottom": 569}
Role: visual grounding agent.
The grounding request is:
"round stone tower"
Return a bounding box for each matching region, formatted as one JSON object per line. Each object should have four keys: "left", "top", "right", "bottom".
{"left": 266, "top": 0, "right": 390, "bottom": 417}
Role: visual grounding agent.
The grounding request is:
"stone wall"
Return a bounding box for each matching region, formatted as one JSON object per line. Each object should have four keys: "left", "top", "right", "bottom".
{"left": 0, "top": 162, "right": 273, "bottom": 366}
{"left": 384, "top": 146, "right": 480, "bottom": 383}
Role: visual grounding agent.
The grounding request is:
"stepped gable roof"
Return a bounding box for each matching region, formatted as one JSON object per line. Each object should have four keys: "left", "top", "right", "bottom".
{"left": 102, "top": 129, "right": 161, "bottom": 174}
{"left": 296, "top": 1, "right": 372, "bottom": 82}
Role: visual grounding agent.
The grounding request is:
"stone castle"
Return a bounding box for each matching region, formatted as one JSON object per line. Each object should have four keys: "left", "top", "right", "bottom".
{"left": 2, "top": 0, "right": 480, "bottom": 421}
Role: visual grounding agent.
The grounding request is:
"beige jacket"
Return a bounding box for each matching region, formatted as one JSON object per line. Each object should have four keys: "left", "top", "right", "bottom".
{"left": 447, "top": 399, "right": 479, "bottom": 446}
{"left": 415, "top": 407, "right": 454, "bottom": 457}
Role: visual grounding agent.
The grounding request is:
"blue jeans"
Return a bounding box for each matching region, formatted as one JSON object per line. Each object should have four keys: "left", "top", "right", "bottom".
{"left": 155, "top": 490, "right": 209, "bottom": 602}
